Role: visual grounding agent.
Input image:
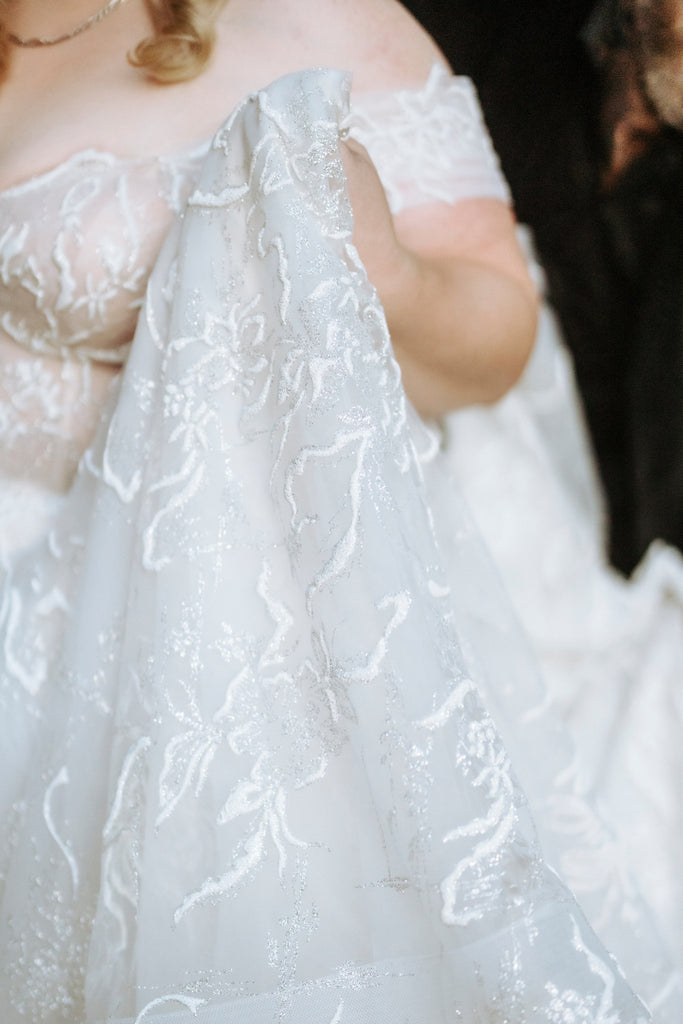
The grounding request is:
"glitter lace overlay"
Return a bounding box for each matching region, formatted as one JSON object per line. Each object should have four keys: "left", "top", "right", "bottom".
{"left": 0, "top": 68, "right": 670, "bottom": 1022}
{"left": 0, "top": 147, "right": 206, "bottom": 546}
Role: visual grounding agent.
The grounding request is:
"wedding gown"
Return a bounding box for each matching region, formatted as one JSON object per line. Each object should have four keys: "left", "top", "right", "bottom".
{"left": 0, "top": 65, "right": 680, "bottom": 1023}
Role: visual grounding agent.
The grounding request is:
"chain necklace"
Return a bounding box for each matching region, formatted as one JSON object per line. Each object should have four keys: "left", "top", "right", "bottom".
{"left": 8, "top": 0, "right": 130, "bottom": 48}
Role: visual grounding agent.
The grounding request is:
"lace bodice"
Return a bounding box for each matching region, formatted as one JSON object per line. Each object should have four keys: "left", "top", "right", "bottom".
{"left": 0, "top": 146, "right": 211, "bottom": 364}
{"left": 0, "top": 65, "right": 507, "bottom": 505}
{"left": 0, "top": 146, "right": 208, "bottom": 498}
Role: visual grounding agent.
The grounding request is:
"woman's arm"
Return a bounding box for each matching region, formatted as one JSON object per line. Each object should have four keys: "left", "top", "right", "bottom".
{"left": 215, "top": 0, "right": 540, "bottom": 418}
{"left": 342, "top": 138, "right": 538, "bottom": 418}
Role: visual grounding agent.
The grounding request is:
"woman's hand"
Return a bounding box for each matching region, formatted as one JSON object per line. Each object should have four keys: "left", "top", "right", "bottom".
{"left": 340, "top": 138, "right": 538, "bottom": 419}
{"left": 340, "top": 137, "right": 412, "bottom": 306}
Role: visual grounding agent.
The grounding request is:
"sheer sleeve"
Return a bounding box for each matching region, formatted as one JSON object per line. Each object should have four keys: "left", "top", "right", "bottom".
{"left": 348, "top": 64, "right": 512, "bottom": 214}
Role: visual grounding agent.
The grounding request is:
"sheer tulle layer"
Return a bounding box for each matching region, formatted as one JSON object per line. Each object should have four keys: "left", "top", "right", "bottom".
{"left": 443, "top": 237, "right": 683, "bottom": 968}
{"left": 99, "top": 916, "right": 640, "bottom": 1024}
{"left": 0, "top": 70, "right": 672, "bottom": 1022}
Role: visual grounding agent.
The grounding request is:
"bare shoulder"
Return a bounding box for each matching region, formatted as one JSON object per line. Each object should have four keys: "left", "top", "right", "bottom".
{"left": 291, "top": 0, "right": 449, "bottom": 88}
{"left": 215, "top": 0, "right": 448, "bottom": 94}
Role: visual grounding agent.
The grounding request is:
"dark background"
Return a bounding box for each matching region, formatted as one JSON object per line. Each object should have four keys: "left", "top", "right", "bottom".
{"left": 404, "top": 0, "right": 683, "bottom": 573}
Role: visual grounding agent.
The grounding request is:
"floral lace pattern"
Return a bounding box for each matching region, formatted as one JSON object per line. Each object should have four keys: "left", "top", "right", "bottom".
{"left": 0, "top": 147, "right": 206, "bottom": 362}
{"left": 348, "top": 64, "right": 511, "bottom": 213}
{"left": 0, "top": 68, "right": 670, "bottom": 1023}
{"left": 0, "top": 147, "right": 207, "bottom": 540}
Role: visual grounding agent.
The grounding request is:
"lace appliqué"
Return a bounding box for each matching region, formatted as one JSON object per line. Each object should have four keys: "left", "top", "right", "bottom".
{"left": 348, "top": 63, "right": 511, "bottom": 214}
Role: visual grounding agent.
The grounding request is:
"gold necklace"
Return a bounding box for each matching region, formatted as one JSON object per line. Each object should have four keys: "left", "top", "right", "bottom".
{"left": 8, "top": 0, "right": 130, "bottom": 47}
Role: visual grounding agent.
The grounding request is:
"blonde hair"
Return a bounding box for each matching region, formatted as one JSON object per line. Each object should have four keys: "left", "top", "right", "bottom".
{"left": 0, "top": 0, "right": 228, "bottom": 86}
{"left": 130, "top": 0, "right": 228, "bottom": 83}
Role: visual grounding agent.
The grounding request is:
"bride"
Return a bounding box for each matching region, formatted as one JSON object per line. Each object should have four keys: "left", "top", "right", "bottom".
{"left": 0, "top": 0, "right": 679, "bottom": 1020}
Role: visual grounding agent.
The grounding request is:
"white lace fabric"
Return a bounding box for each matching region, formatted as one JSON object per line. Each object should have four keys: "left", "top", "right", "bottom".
{"left": 348, "top": 64, "right": 511, "bottom": 212}
{"left": 0, "top": 147, "right": 206, "bottom": 540}
{"left": 0, "top": 66, "right": 676, "bottom": 1023}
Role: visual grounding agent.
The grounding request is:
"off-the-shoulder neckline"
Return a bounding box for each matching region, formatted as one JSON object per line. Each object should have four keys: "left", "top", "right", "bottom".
{"left": 0, "top": 135, "right": 212, "bottom": 201}
{"left": 0, "top": 63, "right": 458, "bottom": 202}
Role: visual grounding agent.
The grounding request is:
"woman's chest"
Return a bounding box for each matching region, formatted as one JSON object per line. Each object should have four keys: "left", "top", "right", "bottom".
{"left": 0, "top": 148, "right": 205, "bottom": 363}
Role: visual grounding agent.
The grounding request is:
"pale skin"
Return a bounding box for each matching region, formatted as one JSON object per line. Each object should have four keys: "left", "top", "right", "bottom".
{"left": 0, "top": 0, "right": 538, "bottom": 418}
